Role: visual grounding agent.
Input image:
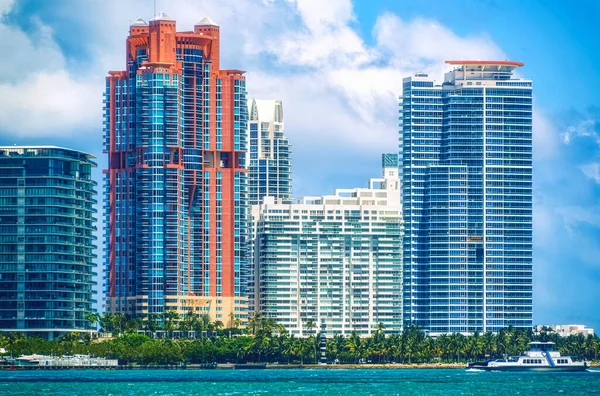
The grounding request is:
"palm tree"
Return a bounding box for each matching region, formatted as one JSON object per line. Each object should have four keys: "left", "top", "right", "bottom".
{"left": 234, "top": 318, "right": 242, "bottom": 329}
{"left": 435, "top": 334, "right": 450, "bottom": 362}
{"left": 326, "top": 334, "right": 345, "bottom": 363}
{"left": 144, "top": 313, "right": 159, "bottom": 335}
{"left": 346, "top": 331, "right": 362, "bottom": 363}
{"left": 99, "top": 312, "right": 126, "bottom": 336}
{"left": 465, "top": 331, "right": 483, "bottom": 360}
{"left": 309, "top": 333, "right": 321, "bottom": 364}
{"left": 448, "top": 333, "right": 466, "bottom": 362}
{"left": 283, "top": 334, "right": 296, "bottom": 364}
{"left": 305, "top": 320, "right": 316, "bottom": 337}
{"left": 214, "top": 320, "right": 224, "bottom": 331}
{"left": 125, "top": 317, "right": 142, "bottom": 334}
{"left": 198, "top": 314, "right": 211, "bottom": 332}
{"left": 162, "top": 310, "right": 180, "bottom": 338}
{"left": 248, "top": 311, "right": 264, "bottom": 335}
{"left": 403, "top": 326, "right": 424, "bottom": 363}
{"left": 481, "top": 331, "right": 496, "bottom": 358}
{"left": 293, "top": 337, "right": 310, "bottom": 365}
{"left": 262, "top": 318, "right": 278, "bottom": 334}
{"left": 85, "top": 313, "right": 100, "bottom": 330}
{"left": 250, "top": 331, "right": 271, "bottom": 363}
{"left": 179, "top": 309, "right": 198, "bottom": 336}
{"left": 496, "top": 328, "right": 510, "bottom": 357}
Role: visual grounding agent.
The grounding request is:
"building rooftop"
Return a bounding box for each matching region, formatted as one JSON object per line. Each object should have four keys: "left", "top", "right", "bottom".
{"left": 196, "top": 16, "right": 218, "bottom": 26}
{"left": 0, "top": 145, "right": 96, "bottom": 159}
{"left": 131, "top": 17, "right": 148, "bottom": 26}
{"left": 250, "top": 99, "right": 283, "bottom": 122}
{"left": 445, "top": 60, "right": 524, "bottom": 67}
{"left": 150, "top": 11, "right": 175, "bottom": 22}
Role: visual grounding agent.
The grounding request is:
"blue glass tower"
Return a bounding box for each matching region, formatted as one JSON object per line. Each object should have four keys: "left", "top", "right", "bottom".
{"left": 400, "top": 61, "right": 532, "bottom": 334}
{"left": 0, "top": 146, "right": 98, "bottom": 340}
{"left": 104, "top": 15, "right": 249, "bottom": 325}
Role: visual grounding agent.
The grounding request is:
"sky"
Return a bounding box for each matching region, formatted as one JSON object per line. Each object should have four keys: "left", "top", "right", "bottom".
{"left": 0, "top": 0, "right": 599, "bottom": 331}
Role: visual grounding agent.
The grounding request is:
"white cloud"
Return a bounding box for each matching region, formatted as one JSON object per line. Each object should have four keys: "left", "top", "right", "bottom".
{"left": 246, "top": 1, "right": 506, "bottom": 155}
{"left": 0, "top": 0, "right": 505, "bottom": 151}
{"left": 580, "top": 162, "right": 600, "bottom": 184}
{"left": 561, "top": 118, "right": 600, "bottom": 145}
{"left": 0, "top": 70, "right": 99, "bottom": 136}
{"left": 373, "top": 14, "right": 504, "bottom": 77}
{"left": 532, "top": 108, "right": 559, "bottom": 161}
{"left": 0, "top": 2, "right": 100, "bottom": 136}
{"left": 0, "top": 0, "right": 13, "bottom": 14}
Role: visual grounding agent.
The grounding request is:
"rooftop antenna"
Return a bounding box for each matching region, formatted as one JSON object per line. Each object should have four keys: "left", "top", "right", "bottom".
{"left": 153, "top": 0, "right": 156, "bottom": 17}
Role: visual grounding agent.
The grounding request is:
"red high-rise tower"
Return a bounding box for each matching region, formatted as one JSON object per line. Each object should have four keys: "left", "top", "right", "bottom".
{"left": 103, "top": 13, "right": 248, "bottom": 326}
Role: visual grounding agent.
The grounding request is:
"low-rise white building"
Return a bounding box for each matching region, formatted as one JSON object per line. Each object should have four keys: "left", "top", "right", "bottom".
{"left": 536, "top": 324, "right": 595, "bottom": 337}
{"left": 252, "top": 154, "right": 402, "bottom": 336}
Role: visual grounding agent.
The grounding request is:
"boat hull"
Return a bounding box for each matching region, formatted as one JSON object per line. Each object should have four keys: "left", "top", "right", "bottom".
{"left": 468, "top": 364, "right": 588, "bottom": 372}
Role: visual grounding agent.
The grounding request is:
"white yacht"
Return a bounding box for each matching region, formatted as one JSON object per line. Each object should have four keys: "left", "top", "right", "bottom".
{"left": 468, "top": 342, "right": 589, "bottom": 371}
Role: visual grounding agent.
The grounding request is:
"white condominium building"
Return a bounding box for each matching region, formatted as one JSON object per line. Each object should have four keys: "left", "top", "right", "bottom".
{"left": 247, "top": 99, "right": 292, "bottom": 313}
{"left": 253, "top": 154, "right": 402, "bottom": 336}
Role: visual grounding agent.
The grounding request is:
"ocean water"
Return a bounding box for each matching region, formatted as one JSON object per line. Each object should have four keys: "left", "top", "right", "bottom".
{"left": 0, "top": 369, "right": 599, "bottom": 395}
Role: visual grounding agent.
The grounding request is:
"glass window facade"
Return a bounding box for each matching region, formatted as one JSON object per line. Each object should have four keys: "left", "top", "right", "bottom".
{"left": 247, "top": 99, "right": 292, "bottom": 313}
{"left": 255, "top": 155, "right": 402, "bottom": 336}
{"left": 104, "top": 18, "right": 248, "bottom": 324}
{"left": 400, "top": 62, "right": 533, "bottom": 335}
{"left": 0, "top": 146, "right": 98, "bottom": 340}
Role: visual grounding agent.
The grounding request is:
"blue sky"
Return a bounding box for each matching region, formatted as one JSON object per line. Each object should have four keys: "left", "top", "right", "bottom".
{"left": 0, "top": 0, "right": 598, "bottom": 331}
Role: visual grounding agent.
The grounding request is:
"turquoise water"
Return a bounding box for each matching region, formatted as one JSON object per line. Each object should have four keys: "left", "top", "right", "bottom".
{"left": 0, "top": 369, "right": 599, "bottom": 395}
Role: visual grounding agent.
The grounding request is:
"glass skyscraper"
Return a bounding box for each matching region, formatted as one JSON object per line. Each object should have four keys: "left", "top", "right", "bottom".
{"left": 104, "top": 14, "right": 248, "bottom": 325}
{"left": 0, "top": 146, "right": 98, "bottom": 340}
{"left": 400, "top": 61, "right": 532, "bottom": 334}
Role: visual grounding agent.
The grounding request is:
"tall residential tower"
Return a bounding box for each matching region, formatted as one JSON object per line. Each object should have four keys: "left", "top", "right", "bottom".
{"left": 0, "top": 146, "right": 98, "bottom": 340}
{"left": 103, "top": 14, "right": 248, "bottom": 325}
{"left": 246, "top": 98, "right": 292, "bottom": 313}
{"left": 400, "top": 61, "right": 532, "bottom": 334}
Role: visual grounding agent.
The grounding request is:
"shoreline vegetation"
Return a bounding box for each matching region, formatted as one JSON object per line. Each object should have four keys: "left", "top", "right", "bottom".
{"left": 1, "top": 312, "right": 599, "bottom": 368}
{"left": 2, "top": 362, "right": 600, "bottom": 371}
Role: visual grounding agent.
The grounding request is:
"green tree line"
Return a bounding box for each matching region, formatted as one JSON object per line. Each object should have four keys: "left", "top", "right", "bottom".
{"left": 1, "top": 314, "right": 598, "bottom": 366}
